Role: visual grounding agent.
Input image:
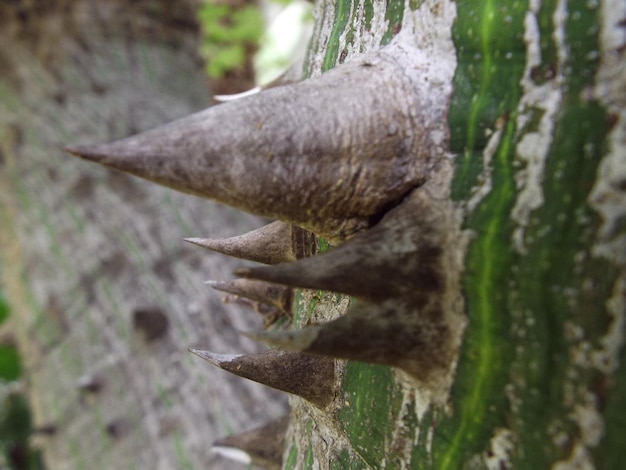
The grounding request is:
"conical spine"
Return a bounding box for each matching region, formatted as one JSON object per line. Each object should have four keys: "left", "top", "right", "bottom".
{"left": 206, "top": 278, "right": 292, "bottom": 316}
{"left": 190, "top": 348, "right": 335, "bottom": 408}
{"left": 184, "top": 221, "right": 299, "bottom": 265}
{"left": 65, "top": 39, "right": 451, "bottom": 241}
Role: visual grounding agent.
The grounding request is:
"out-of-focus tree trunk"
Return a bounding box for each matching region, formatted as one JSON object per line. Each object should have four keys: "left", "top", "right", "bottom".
{"left": 0, "top": 1, "right": 286, "bottom": 468}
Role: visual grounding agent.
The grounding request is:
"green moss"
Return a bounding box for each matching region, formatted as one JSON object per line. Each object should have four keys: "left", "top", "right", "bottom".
{"left": 443, "top": 0, "right": 526, "bottom": 467}
{"left": 337, "top": 362, "right": 402, "bottom": 466}
{"left": 304, "top": 420, "right": 315, "bottom": 469}
{"left": 380, "top": 0, "right": 405, "bottom": 45}
{"left": 284, "top": 442, "right": 299, "bottom": 470}
{"left": 449, "top": 1, "right": 526, "bottom": 198}
{"left": 330, "top": 448, "right": 368, "bottom": 469}
{"left": 322, "top": 1, "right": 352, "bottom": 71}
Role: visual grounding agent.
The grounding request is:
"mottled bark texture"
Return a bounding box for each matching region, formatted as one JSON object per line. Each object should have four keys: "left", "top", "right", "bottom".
{"left": 0, "top": 1, "right": 287, "bottom": 469}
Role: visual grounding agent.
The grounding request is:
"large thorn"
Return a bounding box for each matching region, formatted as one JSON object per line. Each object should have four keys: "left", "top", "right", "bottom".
{"left": 250, "top": 299, "right": 453, "bottom": 384}
{"left": 190, "top": 349, "right": 335, "bottom": 408}
{"left": 236, "top": 189, "right": 449, "bottom": 302}
{"left": 212, "top": 416, "right": 289, "bottom": 470}
{"left": 185, "top": 221, "right": 315, "bottom": 265}
{"left": 65, "top": 39, "right": 450, "bottom": 241}
{"left": 206, "top": 278, "right": 292, "bottom": 315}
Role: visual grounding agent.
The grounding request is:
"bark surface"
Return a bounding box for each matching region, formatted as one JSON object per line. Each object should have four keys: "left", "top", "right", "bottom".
{"left": 281, "top": 0, "right": 626, "bottom": 469}
{"left": 0, "top": 2, "right": 287, "bottom": 469}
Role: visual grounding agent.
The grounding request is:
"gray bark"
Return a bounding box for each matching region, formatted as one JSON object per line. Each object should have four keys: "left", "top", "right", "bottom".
{"left": 0, "top": 2, "right": 287, "bottom": 469}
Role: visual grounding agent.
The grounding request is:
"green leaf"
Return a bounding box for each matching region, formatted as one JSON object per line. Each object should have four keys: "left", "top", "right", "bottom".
{"left": 0, "top": 292, "right": 9, "bottom": 325}
{"left": 206, "top": 44, "right": 246, "bottom": 78}
{"left": 0, "top": 346, "right": 21, "bottom": 381}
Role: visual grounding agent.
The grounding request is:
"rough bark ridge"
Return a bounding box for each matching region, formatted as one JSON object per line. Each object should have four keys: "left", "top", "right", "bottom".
{"left": 0, "top": 2, "right": 287, "bottom": 469}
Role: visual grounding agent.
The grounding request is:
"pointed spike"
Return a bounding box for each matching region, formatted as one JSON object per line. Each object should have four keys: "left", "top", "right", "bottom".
{"left": 213, "top": 416, "right": 289, "bottom": 470}
{"left": 190, "top": 348, "right": 335, "bottom": 407}
{"left": 184, "top": 221, "right": 300, "bottom": 265}
{"left": 206, "top": 278, "right": 292, "bottom": 314}
{"left": 65, "top": 40, "right": 447, "bottom": 241}
{"left": 245, "top": 327, "right": 321, "bottom": 352}
{"left": 188, "top": 349, "right": 240, "bottom": 365}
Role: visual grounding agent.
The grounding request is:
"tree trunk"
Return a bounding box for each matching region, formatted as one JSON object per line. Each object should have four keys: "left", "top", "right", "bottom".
{"left": 0, "top": 2, "right": 287, "bottom": 469}
{"left": 281, "top": 0, "right": 625, "bottom": 468}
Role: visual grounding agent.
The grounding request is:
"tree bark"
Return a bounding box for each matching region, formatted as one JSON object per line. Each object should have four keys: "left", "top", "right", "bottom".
{"left": 283, "top": 0, "right": 626, "bottom": 469}
{"left": 0, "top": 2, "right": 286, "bottom": 469}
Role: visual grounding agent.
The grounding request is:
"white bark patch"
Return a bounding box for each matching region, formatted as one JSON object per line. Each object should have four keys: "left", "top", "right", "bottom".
{"left": 306, "top": 0, "right": 338, "bottom": 77}
{"left": 589, "top": 0, "right": 626, "bottom": 403}
{"left": 551, "top": 392, "right": 604, "bottom": 469}
{"left": 589, "top": 0, "right": 626, "bottom": 263}
{"left": 574, "top": 392, "right": 605, "bottom": 448}
{"left": 466, "top": 120, "right": 504, "bottom": 213}
{"left": 551, "top": 444, "right": 595, "bottom": 470}
{"left": 401, "top": 0, "right": 457, "bottom": 77}
{"left": 511, "top": 1, "right": 567, "bottom": 253}
{"left": 484, "top": 428, "right": 515, "bottom": 470}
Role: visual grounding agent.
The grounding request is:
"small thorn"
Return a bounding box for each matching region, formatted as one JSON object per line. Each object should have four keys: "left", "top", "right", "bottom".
{"left": 212, "top": 446, "right": 252, "bottom": 465}
{"left": 188, "top": 349, "right": 240, "bottom": 365}
{"left": 244, "top": 327, "right": 321, "bottom": 352}
{"left": 184, "top": 221, "right": 305, "bottom": 265}
{"left": 213, "top": 416, "right": 289, "bottom": 470}
{"left": 190, "top": 348, "right": 335, "bottom": 407}
{"left": 64, "top": 144, "right": 107, "bottom": 163}
{"left": 213, "top": 86, "right": 262, "bottom": 102}
{"left": 205, "top": 278, "right": 292, "bottom": 315}
{"left": 221, "top": 295, "right": 284, "bottom": 326}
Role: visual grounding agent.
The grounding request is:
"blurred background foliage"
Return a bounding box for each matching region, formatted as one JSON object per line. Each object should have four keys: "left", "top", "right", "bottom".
{"left": 0, "top": 2, "right": 311, "bottom": 467}
{"left": 198, "top": 0, "right": 312, "bottom": 93}
{"left": 199, "top": 2, "right": 265, "bottom": 79}
{"left": 0, "top": 290, "right": 44, "bottom": 469}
